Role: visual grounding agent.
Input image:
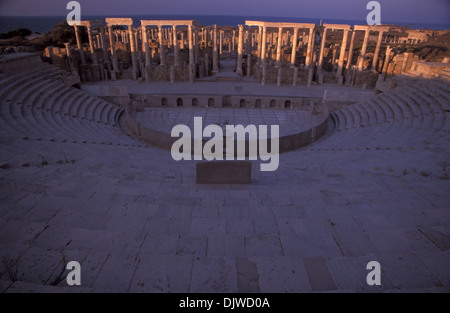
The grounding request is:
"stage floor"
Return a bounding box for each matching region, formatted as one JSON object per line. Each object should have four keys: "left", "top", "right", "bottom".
{"left": 134, "top": 107, "right": 324, "bottom": 137}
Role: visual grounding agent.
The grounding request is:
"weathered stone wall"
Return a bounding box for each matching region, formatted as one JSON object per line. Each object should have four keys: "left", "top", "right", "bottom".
{"left": 251, "top": 65, "right": 309, "bottom": 86}
{"left": 353, "top": 71, "right": 379, "bottom": 87}
{"left": 143, "top": 65, "right": 190, "bottom": 81}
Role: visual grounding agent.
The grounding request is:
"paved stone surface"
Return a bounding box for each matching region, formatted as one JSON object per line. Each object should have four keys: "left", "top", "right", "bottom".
{"left": 0, "top": 63, "right": 449, "bottom": 292}
{"left": 84, "top": 79, "right": 375, "bottom": 99}
{"left": 135, "top": 107, "right": 323, "bottom": 137}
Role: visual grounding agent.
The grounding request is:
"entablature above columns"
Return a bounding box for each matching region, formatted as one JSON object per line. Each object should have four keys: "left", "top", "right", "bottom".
{"left": 353, "top": 25, "right": 390, "bottom": 32}
{"left": 105, "top": 18, "right": 133, "bottom": 27}
{"left": 140, "top": 20, "right": 199, "bottom": 28}
{"left": 323, "top": 24, "right": 351, "bottom": 31}
{"left": 245, "top": 21, "right": 315, "bottom": 30}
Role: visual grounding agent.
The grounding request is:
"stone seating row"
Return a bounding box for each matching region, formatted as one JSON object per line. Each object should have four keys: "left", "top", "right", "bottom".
{"left": 314, "top": 79, "right": 449, "bottom": 149}
{"left": 0, "top": 64, "right": 135, "bottom": 146}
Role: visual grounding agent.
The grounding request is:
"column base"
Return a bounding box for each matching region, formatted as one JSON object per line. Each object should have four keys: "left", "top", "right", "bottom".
{"left": 189, "top": 64, "right": 195, "bottom": 83}
{"left": 307, "top": 67, "right": 314, "bottom": 88}
{"left": 170, "top": 66, "right": 175, "bottom": 84}
{"left": 318, "top": 73, "right": 324, "bottom": 84}
{"left": 345, "top": 73, "right": 352, "bottom": 86}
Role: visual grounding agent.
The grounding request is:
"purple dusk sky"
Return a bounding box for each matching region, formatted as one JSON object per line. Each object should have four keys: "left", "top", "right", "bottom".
{"left": 0, "top": 0, "right": 449, "bottom": 24}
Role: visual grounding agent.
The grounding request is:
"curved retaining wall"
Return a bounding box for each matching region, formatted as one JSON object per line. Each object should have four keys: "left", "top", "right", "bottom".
{"left": 125, "top": 104, "right": 330, "bottom": 154}
{"left": 130, "top": 93, "right": 322, "bottom": 110}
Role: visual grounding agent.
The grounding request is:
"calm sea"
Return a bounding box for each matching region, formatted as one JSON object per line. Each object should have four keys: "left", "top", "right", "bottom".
{"left": 1, "top": 15, "right": 449, "bottom": 34}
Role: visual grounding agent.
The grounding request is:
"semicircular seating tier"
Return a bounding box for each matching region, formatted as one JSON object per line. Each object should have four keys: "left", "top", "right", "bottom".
{"left": 0, "top": 62, "right": 140, "bottom": 147}
{"left": 310, "top": 77, "right": 450, "bottom": 151}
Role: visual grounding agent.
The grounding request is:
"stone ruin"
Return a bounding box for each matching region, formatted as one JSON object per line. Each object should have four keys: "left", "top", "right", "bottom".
{"left": 42, "top": 18, "right": 450, "bottom": 89}
{"left": 0, "top": 18, "right": 449, "bottom": 293}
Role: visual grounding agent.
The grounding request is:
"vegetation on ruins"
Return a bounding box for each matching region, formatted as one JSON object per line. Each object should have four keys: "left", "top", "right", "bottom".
{"left": 0, "top": 28, "right": 32, "bottom": 39}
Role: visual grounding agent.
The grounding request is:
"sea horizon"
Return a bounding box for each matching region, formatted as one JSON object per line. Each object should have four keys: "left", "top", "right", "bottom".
{"left": 1, "top": 14, "right": 449, "bottom": 34}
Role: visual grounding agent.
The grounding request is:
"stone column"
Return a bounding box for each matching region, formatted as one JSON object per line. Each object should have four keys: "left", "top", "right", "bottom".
{"left": 251, "top": 31, "right": 255, "bottom": 49}
{"left": 358, "top": 29, "right": 370, "bottom": 71}
{"left": 181, "top": 32, "right": 185, "bottom": 50}
{"left": 64, "top": 43, "right": 74, "bottom": 73}
{"left": 371, "top": 30, "right": 384, "bottom": 72}
{"left": 99, "top": 26, "right": 109, "bottom": 52}
{"left": 236, "top": 24, "right": 244, "bottom": 76}
{"left": 290, "top": 28, "right": 298, "bottom": 68}
{"left": 96, "top": 34, "right": 101, "bottom": 49}
{"left": 168, "top": 27, "right": 173, "bottom": 48}
{"left": 337, "top": 29, "right": 349, "bottom": 77}
{"left": 204, "top": 53, "right": 209, "bottom": 76}
{"left": 317, "top": 27, "right": 327, "bottom": 71}
{"left": 74, "top": 25, "right": 86, "bottom": 65}
{"left": 172, "top": 26, "right": 180, "bottom": 66}
{"left": 129, "top": 27, "right": 138, "bottom": 80}
{"left": 260, "top": 26, "right": 267, "bottom": 66}
{"left": 219, "top": 30, "right": 224, "bottom": 55}
{"left": 261, "top": 63, "right": 266, "bottom": 85}
{"left": 382, "top": 46, "right": 392, "bottom": 78}
{"left": 188, "top": 25, "right": 195, "bottom": 82}
{"left": 202, "top": 29, "right": 206, "bottom": 48}
{"left": 135, "top": 29, "right": 144, "bottom": 79}
{"left": 108, "top": 26, "right": 119, "bottom": 80}
{"left": 307, "top": 66, "right": 314, "bottom": 87}
{"left": 245, "top": 29, "right": 250, "bottom": 55}
{"left": 141, "top": 26, "right": 150, "bottom": 81}
{"left": 305, "top": 27, "right": 314, "bottom": 67}
{"left": 142, "top": 25, "right": 151, "bottom": 67}
{"left": 232, "top": 30, "right": 236, "bottom": 52}
{"left": 331, "top": 44, "right": 339, "bottom": 67}
{"left": 276, "top": 27, "right": 283, "bottom": 66}
{"left": 194, "top": 26, "right": 200, "bottom": 65}
{"left": 100, "top": 26, "right": 112, "bottom": 80}
{"left": 188, "top": 25, "right": 195, "bottom": 66}
{"left": 256, "top": 26, "right": 262, "bottom": 64}
{"left": 87, "top": 25, "right": 98, "bottom": 64}
{"left": 158, "top": 26, "right": 166, "bottom": 66}
{"left": 346, "top": 30, "right": 356, "bottom": 70}
{"left": 212, "top": 25, "right": 219, "bottom": 73}
{"left": 74, "top": 25, "right": 82, "bottom": 50}
{"left": 247, "top": 51, "right": 252, "bottom": 78}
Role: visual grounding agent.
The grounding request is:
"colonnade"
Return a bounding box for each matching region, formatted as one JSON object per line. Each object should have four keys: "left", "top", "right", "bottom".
{"left": 71, "top": 18, "right": 395, "bottom": 85}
